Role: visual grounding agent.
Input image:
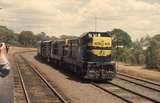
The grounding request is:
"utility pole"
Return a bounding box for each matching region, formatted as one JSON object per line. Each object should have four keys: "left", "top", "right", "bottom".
{"left": 0, "top": 8, "right": 2, "bottom": 23}
{"left": 94, "top": 16, "right": 97, "bottom": 32}
{"left": 94, "top": 16, "right": 108, "bottom": 32}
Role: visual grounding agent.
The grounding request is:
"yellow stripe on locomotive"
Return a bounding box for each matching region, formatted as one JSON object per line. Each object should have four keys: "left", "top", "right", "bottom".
{"left": 91, "top": 50, "right": 112, "bottom": 56}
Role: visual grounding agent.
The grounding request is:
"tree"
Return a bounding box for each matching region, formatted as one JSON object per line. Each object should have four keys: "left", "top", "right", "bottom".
{"left": 156, "top": 48, "right": 160, "bottom": 69}
{"left": 18, "top": 31, "right": 36, "bottom": 47}
{"left": 0, "top": 25, "right": 20, "bottom": 45}
{"left": 36, "top": 32, "right": 57, "bottom": 41}
{"left": 60, "top": 35, "right": 78, "bottom": 40}
{"left": 36, "top": 32, "right": 48, "bottom": 41}
{"left": 111, "top": 29, "right": 132, "bottom": 47}
{"left": 145, "top": 35, "right": 160, "bottom": 69}
{"left": 111, "top": 29, "right": 133, "bottom": 64}
{"left": 153, "top": 34, "right": 160, "bottom": 41}
{"left": 131, "top": 40, "right": 145, "bottom": 65}
{"left": 0, "top": 26, "right": 13, "bottom": 42}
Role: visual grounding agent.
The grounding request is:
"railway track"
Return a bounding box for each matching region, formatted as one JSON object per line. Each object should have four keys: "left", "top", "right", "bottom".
{"left": 13, "top": 51, "right": 160, "bottom": 103}
{"left": 116, "top": 73, "right": 160, "bottom": 92}
{"left": 92, "top": 82, "right": 160, "bottom": 103}
{"left": 13, "top": 53, "right": 69, "bottom": 103}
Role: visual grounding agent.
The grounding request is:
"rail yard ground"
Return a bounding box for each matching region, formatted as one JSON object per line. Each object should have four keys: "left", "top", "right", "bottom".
{"left": 1, "top": 47, "right": 160, "bottom": 103}
{"left": 118, "top": 63, "right": 160, "bottom": 82}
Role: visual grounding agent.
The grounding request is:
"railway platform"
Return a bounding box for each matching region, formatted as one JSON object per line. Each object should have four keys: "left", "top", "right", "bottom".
{"left": 0, "top": 69, "right": 13, "bottom": 103}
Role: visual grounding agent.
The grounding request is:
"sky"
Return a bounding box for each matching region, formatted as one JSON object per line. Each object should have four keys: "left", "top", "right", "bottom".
{"left": 0, "top": 0, "right": 160, "bottom": 40}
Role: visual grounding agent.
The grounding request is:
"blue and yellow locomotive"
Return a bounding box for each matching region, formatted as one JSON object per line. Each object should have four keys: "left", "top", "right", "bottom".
{"left": 38, "top": 32, "right": 116, "bottom": 81}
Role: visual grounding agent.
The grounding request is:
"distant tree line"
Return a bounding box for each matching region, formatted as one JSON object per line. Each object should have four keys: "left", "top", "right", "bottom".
{"left": 0, "top": 25, "right": 159, "bottom": 69}
{"left": 0, "top": 26, "right": 57, "bottom": 47}
{"left": 111, "top": 29, "right": 160, "bottom": 70}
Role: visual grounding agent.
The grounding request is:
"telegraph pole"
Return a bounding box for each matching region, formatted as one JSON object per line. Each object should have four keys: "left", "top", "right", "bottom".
{"left": 0, "top": 8, "right": 3, "bottom": 24}
{"left": 94, "top": 16, "right": 108, "bottom": 32}
{"left": 94, "top": 16, "right": 97, "bottom": 32}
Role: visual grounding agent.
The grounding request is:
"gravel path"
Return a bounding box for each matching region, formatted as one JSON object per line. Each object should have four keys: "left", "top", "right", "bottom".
{"left": 23, "top": 52, "right": 125, "bottom": 103}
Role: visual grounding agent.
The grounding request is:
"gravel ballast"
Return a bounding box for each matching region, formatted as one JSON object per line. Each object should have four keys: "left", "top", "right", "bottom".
{"left": 23, "top": 52, "right": 125, "bottom": 103}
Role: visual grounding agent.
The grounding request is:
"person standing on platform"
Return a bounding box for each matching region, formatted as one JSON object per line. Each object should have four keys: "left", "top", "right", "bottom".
{"left": 0, "top": 42, "right": 10, "bottom": 77}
